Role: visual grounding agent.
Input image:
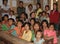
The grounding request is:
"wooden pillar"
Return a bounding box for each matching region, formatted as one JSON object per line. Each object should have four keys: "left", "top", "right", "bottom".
{"left": 58, "top": 0, "right": 60, "bottom": 12}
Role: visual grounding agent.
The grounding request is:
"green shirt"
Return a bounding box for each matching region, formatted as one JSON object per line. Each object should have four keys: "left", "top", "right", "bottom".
{"left": 31, "top": 30, "right": 35, "bottom": 42}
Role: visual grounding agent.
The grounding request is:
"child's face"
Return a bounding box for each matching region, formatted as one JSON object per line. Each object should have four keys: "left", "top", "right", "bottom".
{"left": 8, "top": 20, "right": 13, "bottom": 26}
{"left": 42, "top": 13, "right": 46, "bottom": 16}
{"left": 21, "top": 14, "right": 25, "bottom": 19}
{"left": 45, "top": 7, "right": 49, "bottom": 11}
{"left": 19, "top": 3, "right": 23, "bottom": 7}
{"left": 4, "top": 1, "right": 7, "bottom": 5}
{"left": 36, "top": 32, "right": 42, "bottom": 38}
{"left": 34, "top": 24, "right": 39, "bottom": 31}
{"left": 4, "top": 16, "right": 8, "bottom": 21}
{"left": 42, "top": 22, "right": 47, "bottom": 27}
{"left": 49, "top": 25, "right": 54, "bottom": 30}
{"left": 30, "top": 20, "right": 34, "bottom": 25}
{"left": 17, "top": 22, "right": 22, "bottom": 27}
{"left": 25, "top": 24, "right": 29, "bottom": 31}
{"left": 10, "top": 12, "right": 13, "bottom": 15}
{"left": 31, "top": 13, "right": 36, "bottom": 18}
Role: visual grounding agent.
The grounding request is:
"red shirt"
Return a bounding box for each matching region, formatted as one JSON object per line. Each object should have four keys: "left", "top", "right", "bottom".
{"left": 49, "top": 10, "right": 59, "bottom": 24}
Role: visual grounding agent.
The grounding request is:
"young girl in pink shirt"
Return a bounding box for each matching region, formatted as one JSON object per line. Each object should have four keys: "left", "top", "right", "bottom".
{"left": 44, "top": 23, "right": 57, "bottom": 44}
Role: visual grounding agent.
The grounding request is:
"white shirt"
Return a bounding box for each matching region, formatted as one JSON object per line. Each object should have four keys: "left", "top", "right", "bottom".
{"left": 34, "top": 38, "right": 45, "bottom": 44}
{"left": 9, "top": 15, "right": 16, "bottom": 21}
{"left": 1, "top": 4, "right": 10, "bottom": 11}
{"left": 1, "top": 4, "right": 10, "bottom": 16}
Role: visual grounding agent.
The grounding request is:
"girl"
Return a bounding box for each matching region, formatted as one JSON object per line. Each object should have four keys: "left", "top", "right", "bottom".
{"left": 41, "top": 20, "right": 49, "bottom": 31}
{"left": 2, "top": 18, "right": 15, "bottom": 31}
{"left": 34, "top": 30, "right": 45, "bottom": 44}
{"left": 9, "top": 10, "right": 16, "bottom": 21}
{"left": 40, "top": 11, "right": 47, "bottom": 22}
{"left": 30, "top": 18, "right": 35, "bottom": 42}
{"left": 22, "top": 22, "right": 32, "bottom": 42}
{"left": 12, "top": 20, "right": 24, "bottom": 38}
{"left": 33, "top": 22, "right": 41, "bottom": 34}
{"left": 2, "top": 15, "right": 9, "bottom": 24}
{"left": 44, "top": 23, "right": 57, "bottom": 44}
{"left": 45, "top": 5, "right": 50, "bottom": 14}
{"left": 36, "top": 3, "right": 42, "bottom": 18}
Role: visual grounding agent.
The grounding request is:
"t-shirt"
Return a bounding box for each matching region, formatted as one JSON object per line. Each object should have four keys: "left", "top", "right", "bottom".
{"left": 31, "top": 30, "right": 35, "bottom": 41}
{"left": 22, "top": 30, "right": 32, "bottom": 41}
{"left": 44, "top": 30, "right": 57, "bottom": 44}
{"left": 34, "top": 38, "right": 45, "bottom": 44}
{"left": 1, "top": 5, "right": 10, "bottom": 11}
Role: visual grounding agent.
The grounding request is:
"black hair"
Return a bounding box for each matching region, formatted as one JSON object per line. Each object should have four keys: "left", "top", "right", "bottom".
{"left": 2, "top": 14, "right": 9, "bottom": 21}
{"left": 30, "top": 18, "right": 36, "bottom": 22}
{"left": 53, "top": 3, "right": 58, "bottom": 11}
{"left": 49, "top": 23, "right": 55, "bottom": 28}
{"left": 17, "top": 20, "right": 24, "bottom": 24}
{"left": 3, "top": 0, "right": 8, "bottom": 4}
{"left": 37, "top": 3, "right": 41, "bottom": 8}
{"left": 19, "top": 1, "right": 23, "bottom": 4}
{"left": 23, "top": 22, "right": 31, "bottom": 29}
{"left": 20, "top": 12, "right": 28, "bottom": 19}
{"left": 42, "top": 11, "right": 46, "bottom": 15}
{"left": 30, "top": 12, "right": 35, "bottom": 17}
{"left": 8, "top": 18, "right": 15, "bottom": 22}
{"left": 33, "top": 21, "right": 41, "bottom": 30}
{"left": 45, "top": 5, "right": 50, "bottom": 10}
{"left": 4, "top": 14, "right": 9, "bottom": 18}
{"left": 10, "top": 10, "right": 14, "bottom": 15}
{"left": 41, "top": 20, "right": 49, "bottom": 29}
{"left": 28, "top": 4, "right": 33, "bottom": 8}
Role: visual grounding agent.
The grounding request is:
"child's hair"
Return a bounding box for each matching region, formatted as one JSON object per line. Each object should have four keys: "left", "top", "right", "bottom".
{"left": 37, "top": 3, "right": 41, "bottom": 8}
{"left": 30, "top": 18, "right": 36, "bottom": 22}
{"left": 42, "top": 11, "right": 46, "bottom": 15}
{"left": 19, "top": 1, "right": 23, "bottom": 4}
{"left": 20, "top": 12, "right": 28, "bottom": 19}
{"left": 17, "top": 20, "right": 23, "bottom": 24}
{"left": 33, "top": 22, "right": 41, "bottom": 30}
{"left": 49, "top": 23, "right": 55, "bottom": 29}
{"left": 30, "top": 12, "right": 35, "bottom": 17}
{"left": 41, "top": 20, "right": 49, "bottom": 29}
{"left": 10, "top": 10, "right": 14, "bottom": 15}
{"left": 2, "top": 14, "right": 9, "bottom": 21}
{"left": 45, "top": 5, "right": 50, "bottom": 10}
{"left": 36, "top": 30, "right": 43, "bottom": 38}
{"left": 3, "top": 0, "right": 8, "bottom": 4}
{"left": 8, "top": 18, "right": 15, "bottom": 22}
{"left": 23, "top": 22, "right": 31, "bottom": 29}
{"left": 28, "top": 4, "right": 33, "bottom": 8}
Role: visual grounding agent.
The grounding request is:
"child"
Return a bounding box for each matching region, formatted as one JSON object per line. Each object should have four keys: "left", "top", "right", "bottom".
{"left": 22, "top": 22, "right": 32, "bottom": 42}
{"left": 2, "top": 15, "right": 9, "bottom": 24}
{"left": 34, "top": 30, "right": 45, "bottom": 44}
{"left": 12, "top": 20, "right": 24, "bottom": 38}
{"left": 30, "top": 12, "right": 36, "bottom": 19}
{"left": 41, "top": 20, "right": 49, "bottom": 31}
{"left": 9, "top": 10, "right": 16, "bottom": 21}
{"left": 30, "top": 18, "right": 36, "bottom": 42}
{"left": 19, "top": 12, "right": 28, "bottom": 23}
{"left": 2, "top": 18, "right": 15, "bottom": 31}
{"left": 44, "top": 23, "right": 57, "bottom": 44}
{"left": 30, "top": 18, "right": 35, "bottom": 30}
{"left": 40, "top": 11, "right": 47, "bottom": 22}
{"left": 36, "top": 3, "right": 42, "bottom": 18}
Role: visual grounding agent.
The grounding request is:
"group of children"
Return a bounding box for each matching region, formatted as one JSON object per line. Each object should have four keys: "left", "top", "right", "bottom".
{"left": 0, "top": 0, "right": 59, "bottom": 44}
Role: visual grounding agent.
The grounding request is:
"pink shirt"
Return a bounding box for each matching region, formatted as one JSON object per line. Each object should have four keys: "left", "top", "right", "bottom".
{"left": 44, "top": 29, "right": 57, "bottom": 44}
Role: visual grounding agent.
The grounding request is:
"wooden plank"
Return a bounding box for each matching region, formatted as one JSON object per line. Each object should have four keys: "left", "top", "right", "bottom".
{"left": 0, "top": 31, "right": 31, "bottom": 44}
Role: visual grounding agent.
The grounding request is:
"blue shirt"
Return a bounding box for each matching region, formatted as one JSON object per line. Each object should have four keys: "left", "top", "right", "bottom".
{"left": 34, "top": 38, "right": 45, "bottom": 44}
